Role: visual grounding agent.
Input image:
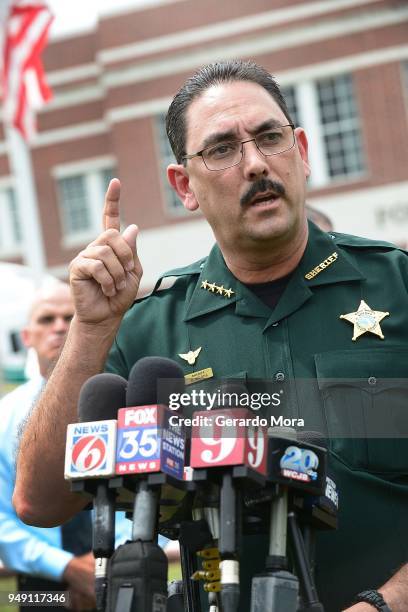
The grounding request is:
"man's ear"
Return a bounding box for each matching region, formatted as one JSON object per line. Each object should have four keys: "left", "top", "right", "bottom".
{"left": 20, "top": 327, "right": 32, "bottom": 349}
{"left": 167, "top": 164, "right": 199, "bottom": 211}
{"left": 294, "top": 128, "right": 311, "bottom": 179}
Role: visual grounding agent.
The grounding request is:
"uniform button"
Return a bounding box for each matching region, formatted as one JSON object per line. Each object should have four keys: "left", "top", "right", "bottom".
{"left": 368, "top": 376, "right": 377, "bottom": 386}
{"left": 275, "top": 371, "right": 285, "bottom": 382}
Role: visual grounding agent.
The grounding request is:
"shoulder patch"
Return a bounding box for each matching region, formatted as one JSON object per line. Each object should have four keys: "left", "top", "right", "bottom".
{"left": 150, "top": 256, "right": 207, "bottom": 294}
{"left": 132, "top": 275, "right": 191, "bottom": 305}
{"left": 133, "top": 258, "right": 206, "bottom": 302}
{"left": 161, "top": 257, "right": 207, "bottom": 279}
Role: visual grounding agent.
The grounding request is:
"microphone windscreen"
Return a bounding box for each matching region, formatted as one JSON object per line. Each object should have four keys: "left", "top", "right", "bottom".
{"left": 78, "top": 373, "right": 127, "bottom": 422}
{"left": 268, "top": 426, "right": 297, "bottom": 440}
{"left": 126, "top": 356, "right": 185, "bottom": 407}
{"left": 297, "top": 430, "right": 327, "bottom": 449}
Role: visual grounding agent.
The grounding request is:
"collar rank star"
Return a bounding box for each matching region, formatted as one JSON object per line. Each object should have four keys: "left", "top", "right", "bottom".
{"left": 201, "top": 279, "right": 235, "bottom": 298}
{"left": 340, "top": 300, "right": 389, "bottom": 341}
{"left": 178, "top": 346, "right": 202, "bottom": 365}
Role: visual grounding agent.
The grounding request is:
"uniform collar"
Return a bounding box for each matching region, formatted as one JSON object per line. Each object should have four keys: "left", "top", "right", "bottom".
{"left": 184, "top": 221, "right": 364, "bottom": 323}
{"left": 299, "top": 221, "right": 364, "bottom": 287}
{"left": 184, "top": 244, "right": 259, "bottom": 321}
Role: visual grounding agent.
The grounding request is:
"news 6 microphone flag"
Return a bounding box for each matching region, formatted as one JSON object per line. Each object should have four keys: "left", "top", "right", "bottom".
{"left": 1, "top": 0, "right": 54, "bottom": 140}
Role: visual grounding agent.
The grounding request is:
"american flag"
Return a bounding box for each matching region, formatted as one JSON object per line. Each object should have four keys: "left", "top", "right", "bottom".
{"left": 2, "top": 1, "right": 53, "bottom": 140}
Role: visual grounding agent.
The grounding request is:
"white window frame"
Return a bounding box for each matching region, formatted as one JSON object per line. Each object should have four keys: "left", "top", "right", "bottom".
{"left": 316, "top": 73, "right": 365, "bottom": 182}
{"left": 154, "top": 113, "right": 188, "bottom": 217}
{"left": 401, "top": 60, "right": 408, "bottom": 116}
{"left": 0, "top": 176, "right": 23, "bottom": 258}
{"left": 282, "top": 73, "right": 365, "bottom": 188}
{"left": 53, "top": 156, "right": 117, "bottom": 249}
{"left": 295, "top": 81, "right": 330, "bottom": 188}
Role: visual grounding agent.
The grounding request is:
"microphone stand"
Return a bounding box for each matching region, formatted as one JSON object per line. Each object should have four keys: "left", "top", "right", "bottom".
{"left": 250, "top": 483, "right": 300, "bottom": 612}
{"left": 250, "top": 425, "right": 329, "bottom": 612}
{"left": 70, "top": 479, "right": 116, "bottom": 612}
{"left": 178, "top": 537, "right": 201, "bottom": 612}
{"left": 107, "top": 476, "right": 167, "bottom": 612}
{"left": 93, "top": 482, "right": 116, "bottom": 611}
{"left": 287, "top": 511, "right": 324, "bottom": 611}
{"left": 219, "top": 472, "right": 240, "bottom": 612}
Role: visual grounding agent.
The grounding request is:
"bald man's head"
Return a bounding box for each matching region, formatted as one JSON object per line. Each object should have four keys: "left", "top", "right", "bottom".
{"left": 21, "top": 283, "right": 74, "bottom": 377}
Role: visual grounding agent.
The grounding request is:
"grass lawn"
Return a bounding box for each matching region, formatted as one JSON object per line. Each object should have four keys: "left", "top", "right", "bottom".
{"left": 0, "top": 565, "right": 181, "bottom": 610}
{"left": 0, "top": 576, "right": 18, "bottom": 611}
{"left": 168, "top": 561, "right": 182, "bottom": 582}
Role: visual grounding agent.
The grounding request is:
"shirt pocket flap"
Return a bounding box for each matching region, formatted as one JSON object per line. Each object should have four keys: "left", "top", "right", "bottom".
{"left": 315, "top": 349, "right": 408, "bottom": 393}
{"left": 314, "top": 349, "right": 408, "bottom": 474}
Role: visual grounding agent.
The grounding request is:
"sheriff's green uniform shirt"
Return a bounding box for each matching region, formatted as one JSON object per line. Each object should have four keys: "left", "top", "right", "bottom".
{"left": 107, "top": 221, "right": 408, "bottom": 611}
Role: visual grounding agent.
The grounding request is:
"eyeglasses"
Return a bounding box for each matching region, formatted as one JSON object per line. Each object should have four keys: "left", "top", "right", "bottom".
{"left": 183, "top": 124, "right": 295, "bottom": 171}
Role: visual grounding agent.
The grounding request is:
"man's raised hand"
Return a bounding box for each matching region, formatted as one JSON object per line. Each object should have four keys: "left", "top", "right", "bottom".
{"left": 69, "top": 178, "right": 143, "bottom": 325}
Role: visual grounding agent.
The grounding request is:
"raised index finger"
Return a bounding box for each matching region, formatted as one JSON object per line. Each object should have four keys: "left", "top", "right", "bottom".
{"left": 102, "top": 178, "right": 121, "bottom": 231}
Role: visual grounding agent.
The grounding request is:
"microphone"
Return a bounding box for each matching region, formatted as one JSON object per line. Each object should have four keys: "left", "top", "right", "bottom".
{"left": 64, "top": 372, "right": 127, "bottom": 612}
{"left": 250, "top": 428, "right": 328, "bottom": 612}
{"left": 292, "top": 432, "right": 338, "bottom": 531}
{"left": 107, "top": 357, "right": 185, "bottom": 612}
{"left": 189, "top": 381, "right": 269, "bottom": 612}
{"left": 250, "top": 427, "right": 300, "bottom": 612}
{"left": 116, "top": 356, "right": 186, "bottom": 482}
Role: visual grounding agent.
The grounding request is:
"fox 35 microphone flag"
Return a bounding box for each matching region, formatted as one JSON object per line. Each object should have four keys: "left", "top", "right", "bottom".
{"left": 2, "top": 1, "right": 54, "bottom": 140}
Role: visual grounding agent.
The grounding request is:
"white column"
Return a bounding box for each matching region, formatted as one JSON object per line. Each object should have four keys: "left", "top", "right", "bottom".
{"left": 6, "top": 125, "right": 46, "bottom": 284}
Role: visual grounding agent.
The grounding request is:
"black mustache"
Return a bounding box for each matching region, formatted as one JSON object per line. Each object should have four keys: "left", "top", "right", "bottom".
{"left": 240, "top": 179, "right": 285, "bottom": 207}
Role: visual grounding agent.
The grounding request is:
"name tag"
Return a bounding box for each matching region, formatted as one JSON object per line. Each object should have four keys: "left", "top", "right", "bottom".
{"left": 185, "top": 367, "right": 214, "bottom": 386}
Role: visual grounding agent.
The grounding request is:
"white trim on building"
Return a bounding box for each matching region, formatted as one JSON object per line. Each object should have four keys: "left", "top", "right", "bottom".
{"left": 32, "top": 121, "right": 109, "bottom": 147}
{"left": 52, "top": 155, "right": 117, "bottom": 178}
{"left": 98, "top": 0, "right": 382, "bottom": 65}
{"left": 101, "top": 6, "right": 408, "bottom": 87}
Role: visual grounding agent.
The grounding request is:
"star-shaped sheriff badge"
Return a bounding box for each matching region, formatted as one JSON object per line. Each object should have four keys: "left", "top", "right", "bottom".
{"left": 340, "top": 300, "right": 389, "bottom": 341}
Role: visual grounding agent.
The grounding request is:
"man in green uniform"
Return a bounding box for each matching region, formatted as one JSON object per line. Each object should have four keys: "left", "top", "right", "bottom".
{"left": 14, "top": 60, "right": 408, "bottom": 612}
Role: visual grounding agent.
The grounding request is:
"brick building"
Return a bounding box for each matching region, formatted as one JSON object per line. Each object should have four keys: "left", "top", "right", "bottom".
{"left": 0, "top": 0, "right": 407, "bottom": 292}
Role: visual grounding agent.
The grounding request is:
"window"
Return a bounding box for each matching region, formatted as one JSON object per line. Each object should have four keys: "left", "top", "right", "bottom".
{"left": 0, "top": 186, "right": 22, "bottom": 255}
{"left": 316, "top": 74, "right": 365, "bottom": 179}
{"left": 282, "top": 85, "right": 300, "bottom": 128}
{"left": 55, "top": 159, "right": 117, "bottom": 247}
{"left": 58, "top": 175, "right": 90, "bottom": 235}
{"left": 155, "top": 114, "right": 187, "bottom": 215}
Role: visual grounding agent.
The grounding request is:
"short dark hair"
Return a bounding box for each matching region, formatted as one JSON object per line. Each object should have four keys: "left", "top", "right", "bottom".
{"left": 165, "top": 59, "right": 293, "bottom": 164}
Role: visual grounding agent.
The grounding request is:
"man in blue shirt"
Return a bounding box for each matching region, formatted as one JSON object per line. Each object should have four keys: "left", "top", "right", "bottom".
{"left": 0, "top": 283, "right": 96, "bottom": 610}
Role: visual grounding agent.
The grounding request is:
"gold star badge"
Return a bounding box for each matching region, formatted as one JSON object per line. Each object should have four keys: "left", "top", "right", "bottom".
{"left": 340, "top": 300, "right": 389, "bottom": 341}
{"left": 201, "top": 280, "right": 209, "bottom": 289}
{"left": 178, "top": 347, "right": 202, "bottom": 365}
{"left": 207, "top": 282, "right": 216, "bottom": 293}
{"left": 216, "top": 284, "right": 224, "bottom": 295}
